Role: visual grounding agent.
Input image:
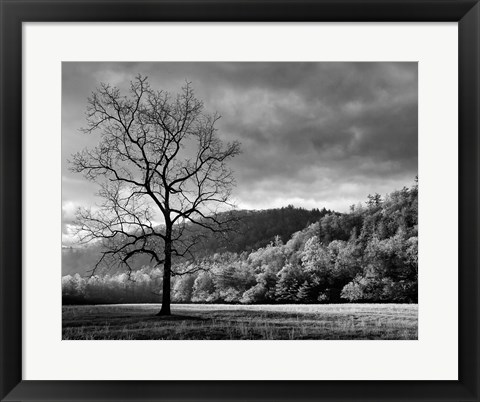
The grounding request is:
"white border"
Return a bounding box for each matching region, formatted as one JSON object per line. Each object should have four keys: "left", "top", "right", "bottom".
{"left": 23, "top": 22, "right": 458, "bottom": 380}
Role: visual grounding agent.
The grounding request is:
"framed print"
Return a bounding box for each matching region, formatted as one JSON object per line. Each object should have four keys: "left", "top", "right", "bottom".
{"left": 1, "top": 0, "right": 479, "bottom": 401}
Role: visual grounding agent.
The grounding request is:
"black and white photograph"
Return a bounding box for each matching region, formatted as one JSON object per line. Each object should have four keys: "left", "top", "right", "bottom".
{"left": 62, "top": 62, "right": 418, "bottom": 340}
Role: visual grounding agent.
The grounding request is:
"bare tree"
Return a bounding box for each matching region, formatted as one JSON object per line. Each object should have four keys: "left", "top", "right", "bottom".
{"left": 70, "top": 75, "right": 241, "bottom": 315}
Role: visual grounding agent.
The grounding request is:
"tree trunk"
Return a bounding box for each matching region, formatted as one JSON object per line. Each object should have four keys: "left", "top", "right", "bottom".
{"left": 157, "top": 238, "right": 172, "bottom": 316}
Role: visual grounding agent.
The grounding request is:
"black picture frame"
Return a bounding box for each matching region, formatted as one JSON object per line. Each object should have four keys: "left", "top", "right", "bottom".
{"left": 1, "top": 1, "right": 479, "bottom": 401}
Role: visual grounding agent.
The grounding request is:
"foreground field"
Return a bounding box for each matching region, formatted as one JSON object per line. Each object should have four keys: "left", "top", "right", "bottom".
{"left": 62, "top": 303, "right": 417, "bottom": 340}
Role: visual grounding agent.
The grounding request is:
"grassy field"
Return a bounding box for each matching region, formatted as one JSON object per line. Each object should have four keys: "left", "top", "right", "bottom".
{"left": 62, "top": 303, "right": 418, "bottom": 340}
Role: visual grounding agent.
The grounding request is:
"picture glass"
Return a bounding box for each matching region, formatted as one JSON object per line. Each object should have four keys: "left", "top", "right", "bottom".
{"left": 61, "top": 62, "right": 418, "bottom": 340}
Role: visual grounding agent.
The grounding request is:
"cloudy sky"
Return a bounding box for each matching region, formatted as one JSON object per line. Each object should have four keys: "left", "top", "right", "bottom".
{"left": 62, "top": 62, "right": 417, "bottom": 242}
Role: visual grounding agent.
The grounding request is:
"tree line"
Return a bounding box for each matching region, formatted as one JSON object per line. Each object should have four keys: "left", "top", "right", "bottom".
{"left": 62, "top": 180, "right": 418, "bottom": 305}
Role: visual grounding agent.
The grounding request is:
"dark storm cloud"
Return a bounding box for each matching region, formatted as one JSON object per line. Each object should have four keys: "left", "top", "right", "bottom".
{"left": 62, "top": 62, "right": 417, "bottom": 227}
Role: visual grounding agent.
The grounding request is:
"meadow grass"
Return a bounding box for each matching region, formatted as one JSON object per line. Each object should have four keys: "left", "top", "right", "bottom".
{"left": 62, "top": 303, "right": 418, "bottom": 340}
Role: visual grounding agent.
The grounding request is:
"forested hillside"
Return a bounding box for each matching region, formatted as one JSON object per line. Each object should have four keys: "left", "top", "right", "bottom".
{"left": 62, "top": 206, "right": 330, "bottom": 276}
{"left": 62, "top": 180, "right": 418, "bottom": 304}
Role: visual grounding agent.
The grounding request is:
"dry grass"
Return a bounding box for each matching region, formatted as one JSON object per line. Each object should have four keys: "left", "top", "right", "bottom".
{"left": 62, "top": 303, "right": 418, "bottom": 340}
